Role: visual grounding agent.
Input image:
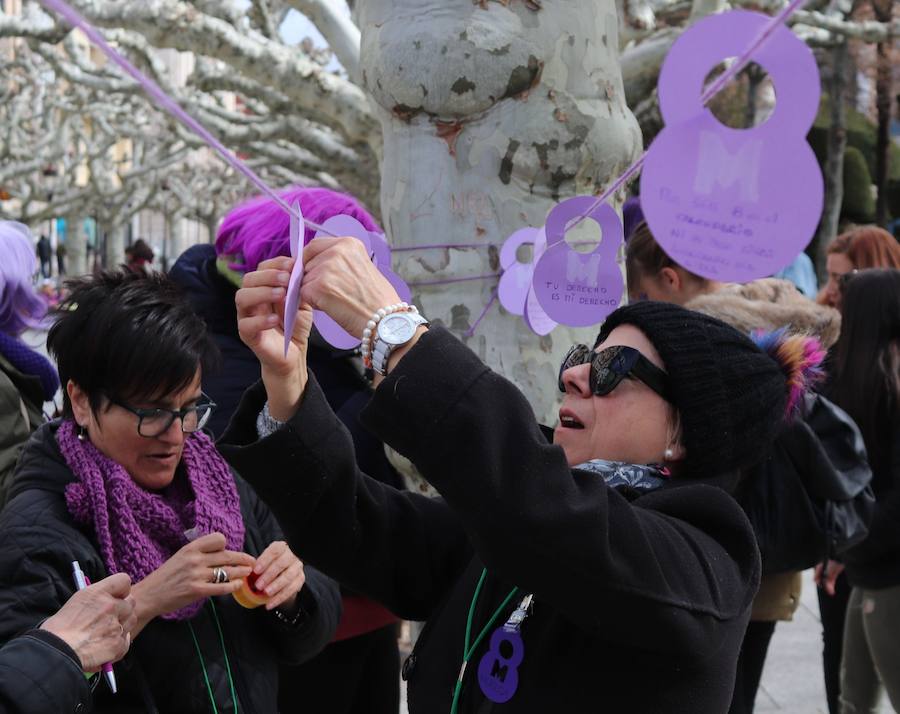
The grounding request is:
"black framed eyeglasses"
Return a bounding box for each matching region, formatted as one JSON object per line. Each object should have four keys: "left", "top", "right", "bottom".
{"left": 558, "top": 344, "right": 672, "bottom": 402}
{"left": 107, "top": 394, "right": 217, "bottom": 438}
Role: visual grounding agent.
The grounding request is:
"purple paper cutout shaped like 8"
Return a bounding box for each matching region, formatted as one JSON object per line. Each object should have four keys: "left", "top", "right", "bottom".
{"left": 283, "top": 201, "right": 304, "bottom": 357}
{"left": 641, "top": 10, "right": 823, "bottom": 283}
{"left": 531, "top": 196, "right": 623, "bottom": 328}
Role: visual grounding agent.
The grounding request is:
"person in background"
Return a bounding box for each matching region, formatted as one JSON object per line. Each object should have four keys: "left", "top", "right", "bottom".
{"left": 56, "top": 240, "right": 67, "bottom": 276}
{"left": 35, "top": 234, "right": 52, "bottom": 279}
{"left": 774, "top": 251, "right": 818, "bottom": 299}
{"left": 622, "top": 195, "right": 645, "bottom": 241}
{"left": 0, "top": 271, "right": 340, "bottom": 713}
{"left": 625, "top": 221, "right": 841, "bottom": 714}
{"left": 818, "top": 226, "right": 900, "bottom": 310}
{"left": 818, "top": 269, "right": 900, "bottom": 714}
{"left": 170, "top": 186, "right": 403, "bottom": 714}
{"left": 0, "top": 222, "right": 59, "bottom": 508}
{"left": 813, "top": 225, "right": 900, "bottom": 712}
{"left": 0, "top": 573, "right": 135, "bottom": 714}
{"left": 124, "top": 238, "right": 155, "bottom": 275}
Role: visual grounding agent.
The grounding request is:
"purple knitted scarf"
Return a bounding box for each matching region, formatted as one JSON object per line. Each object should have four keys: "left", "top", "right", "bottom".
{"left": 57, "top": 419, "right": 245, "bottom": 620}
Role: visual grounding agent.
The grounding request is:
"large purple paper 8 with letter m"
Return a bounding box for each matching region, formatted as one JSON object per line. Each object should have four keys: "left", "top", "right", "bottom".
{"left": 641, "top": 10, "right": 823, "bottom": 283}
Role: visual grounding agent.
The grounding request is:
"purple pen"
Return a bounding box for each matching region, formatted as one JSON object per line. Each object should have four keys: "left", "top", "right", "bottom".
{"left": 71, "top": 561, "right": 118, "bottom": 694}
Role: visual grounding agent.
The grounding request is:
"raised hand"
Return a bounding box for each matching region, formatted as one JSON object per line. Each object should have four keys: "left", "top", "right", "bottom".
{"left": 41, "top": 572, "right": 136, "bottom": 672}
{"left": 236, "top": 256, "right": 314, "bottom": 420}
{"left": 251, "top": 540, "right": 306, "bottom": 612}
{"left": 300, "top": 237, "right": 402, "bottom": 340}
{"left": 131, "top": 533, "right": 255, "bottom": 633}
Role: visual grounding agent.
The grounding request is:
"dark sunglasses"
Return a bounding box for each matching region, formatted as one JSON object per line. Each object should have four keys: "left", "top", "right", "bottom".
{"left": 107, "top": 393, "right": 217, "bottom": 438}
{"left": 558, "top": 344, "right": 672, "bottom": 402}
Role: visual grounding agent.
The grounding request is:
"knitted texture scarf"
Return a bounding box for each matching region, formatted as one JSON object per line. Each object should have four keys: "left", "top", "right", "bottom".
{"left": 57, "top": 419, "right": 245, "bottom": 620}
{"left": 0, "top": 331, "right": 59, "bottom": 399}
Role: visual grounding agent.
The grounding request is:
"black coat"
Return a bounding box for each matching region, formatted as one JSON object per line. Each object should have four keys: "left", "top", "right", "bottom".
{"left": 0, "top": 629, "right": 91, "bottom": 714}
{"left": 842, "top": 408, "right": 900, "bottom": 589}
{"left": 219, "top": 327, "right": 761, "bottom": 714}
{"left": 0, "top": 423, "right": 341, "bottom": 714}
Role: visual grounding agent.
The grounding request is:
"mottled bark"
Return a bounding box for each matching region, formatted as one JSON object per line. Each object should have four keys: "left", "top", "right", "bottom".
{"left": 360, "top": 0, "right": 642, "bottom": 421}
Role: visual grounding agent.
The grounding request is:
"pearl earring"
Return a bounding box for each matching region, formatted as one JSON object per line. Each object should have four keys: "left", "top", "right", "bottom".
{"left": 664, "top": 447, "right": 674, "bottom": 460}
{"left": 77, "top": 425, "right": 87, "bottom": 442}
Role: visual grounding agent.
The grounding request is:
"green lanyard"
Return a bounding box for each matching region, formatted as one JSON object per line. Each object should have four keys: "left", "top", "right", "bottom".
{"left": 449, "top": 569, "right": 520, "bottom": 714}
{"left": 187, "top": 600, "right": 239, "bottom": 714}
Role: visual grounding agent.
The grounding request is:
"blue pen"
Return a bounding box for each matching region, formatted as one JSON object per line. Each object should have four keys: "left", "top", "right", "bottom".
{"left": 71, "top": 561, "right": 118, "bottom": 694}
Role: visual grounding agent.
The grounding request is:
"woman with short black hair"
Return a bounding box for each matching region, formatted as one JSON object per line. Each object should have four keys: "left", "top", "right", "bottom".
{"left": 0, "top": 270, "right": 341, "bottom": 713}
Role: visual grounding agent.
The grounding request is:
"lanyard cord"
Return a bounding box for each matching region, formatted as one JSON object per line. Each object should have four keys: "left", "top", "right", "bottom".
{"left": 187, "top": 600, "right": 239, "bottom": 714}
{"left": 449, "top": 569, "right": 520, "bottom": 714}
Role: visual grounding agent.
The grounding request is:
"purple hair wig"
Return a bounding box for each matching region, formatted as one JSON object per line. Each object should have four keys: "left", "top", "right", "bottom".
{"left": 216, "top": 187, "right": 382, "bottom": 273}
{"left": 623, "top": 196, "right": 644, "bottom": 241}
{"left": 0, "top": 222, "right": 48, "bottom": 337}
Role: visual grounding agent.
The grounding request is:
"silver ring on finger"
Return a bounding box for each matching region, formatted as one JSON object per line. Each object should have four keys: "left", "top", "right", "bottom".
{"left": 211, "top": 566, "right": 229, "bottom": 584}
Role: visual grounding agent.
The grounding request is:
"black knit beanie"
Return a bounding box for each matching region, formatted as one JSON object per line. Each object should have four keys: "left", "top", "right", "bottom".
{"left": 595, "top": 301, "right": 787, "bottom": 477}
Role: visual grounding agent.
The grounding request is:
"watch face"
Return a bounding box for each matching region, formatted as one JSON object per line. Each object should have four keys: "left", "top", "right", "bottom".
{"left": 378, "top": 313, "right": 416, "bottom": 345}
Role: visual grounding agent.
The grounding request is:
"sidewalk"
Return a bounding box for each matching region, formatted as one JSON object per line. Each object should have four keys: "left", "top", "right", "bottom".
{"left": 400, "top": 570, "right": 894, "bottom": 713}
{"left": 757, "top": 570, "right": 891, "bottom": 713}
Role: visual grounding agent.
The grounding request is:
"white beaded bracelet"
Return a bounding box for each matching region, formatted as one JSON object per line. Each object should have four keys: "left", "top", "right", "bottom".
{"left": 359, "top": 302, "right": 419, "bottom": 367}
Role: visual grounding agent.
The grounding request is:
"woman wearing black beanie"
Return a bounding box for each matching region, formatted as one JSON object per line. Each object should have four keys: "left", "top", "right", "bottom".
{"left": 222, "top": 238, "right": 824, "bottom": 713}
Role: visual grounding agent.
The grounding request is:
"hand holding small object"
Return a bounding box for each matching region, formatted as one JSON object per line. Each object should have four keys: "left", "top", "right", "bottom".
{"left": 41, "top": 571, "right": 135, "bottom": 675}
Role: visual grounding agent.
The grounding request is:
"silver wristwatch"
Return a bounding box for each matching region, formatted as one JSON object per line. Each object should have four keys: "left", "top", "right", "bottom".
{"left": 371, "top": 311, "right": 429, "bottom": 376}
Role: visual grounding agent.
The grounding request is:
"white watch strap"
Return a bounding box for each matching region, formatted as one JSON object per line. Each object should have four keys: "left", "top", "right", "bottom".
{"left": 371, "top": 313, "right": 428, "bottom": 377}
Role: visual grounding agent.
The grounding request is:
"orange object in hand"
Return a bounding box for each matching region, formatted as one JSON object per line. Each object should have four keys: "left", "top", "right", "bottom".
{"left": 232, "top": 571, "right": 270, "bottom": 609}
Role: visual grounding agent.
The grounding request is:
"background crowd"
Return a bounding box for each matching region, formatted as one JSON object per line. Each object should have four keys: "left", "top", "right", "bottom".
{"left": 0, "top": 186, "right": 897, "bottom": 713}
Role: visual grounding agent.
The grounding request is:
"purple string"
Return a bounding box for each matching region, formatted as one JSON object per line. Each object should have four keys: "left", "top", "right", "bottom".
{"left": 393, "top": 240, "right": 598, "bottom": 252}
{"left": 36, "top": 0, "right": 335, "bottom": 237}
{"left": 464, "top": 289, "right": 498, "bottom": 338}
{"left": 565, "top": 0, "right": 809, "bottom": 233}
{"left": 393, "top": 242, "right": 490, "bottom": 252}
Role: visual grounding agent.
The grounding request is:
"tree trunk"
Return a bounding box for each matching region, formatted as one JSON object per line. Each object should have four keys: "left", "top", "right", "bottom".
{"left": 105, "top": 224, "right": 127, "bottom": 270}
{"left": 66, "top": 215, "right": 89, "bottom": 277}
{"left": 814, "top": 41, "right": 849, "bottom": 280}
{"left": 872, "top": 0, "right": 893, "bottom": 226}
{"left": 359, "top": 0, "right": 642, "bottom": 423}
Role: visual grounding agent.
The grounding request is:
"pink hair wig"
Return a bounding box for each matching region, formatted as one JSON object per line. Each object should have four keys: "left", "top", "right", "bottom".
{"left": 215, "top": 187, "right": 381, "bottom": 273}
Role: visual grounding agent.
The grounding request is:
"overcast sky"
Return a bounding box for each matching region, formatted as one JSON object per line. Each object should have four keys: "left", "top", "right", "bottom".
{"left": 235, "top": 0, "right": 350, "bottom": 74}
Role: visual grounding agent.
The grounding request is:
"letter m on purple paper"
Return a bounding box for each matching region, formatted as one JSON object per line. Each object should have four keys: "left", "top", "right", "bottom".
{"left": 693, "top": 131, "right": 762, "bottom": 203}
{"left": 566, "top": 252, "right": 601, "bottom": 287}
